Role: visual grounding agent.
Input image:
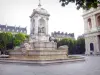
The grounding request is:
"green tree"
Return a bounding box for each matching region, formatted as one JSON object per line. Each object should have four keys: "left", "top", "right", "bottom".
{"left": 13, "top": 33, "right": 26, "bottom": 46}
{"left": 6, "top": 32, "right": 13, "bottom": 44}
{"left": 13, "top": 39, "right": 21, "bottom": 46}
{"left": 59, "top": 0, "right": 100, "bottom": 10}
{"left": 0, "top": 32, "right": 28, "bottom": 54}
{"left": 77, "top": 38, "right": 85, "bottom": 54}
{"left": 25, "top": 35, "right": 30, "bottom": 41}
{"left": 0, "top": 42, "right": 4, "bottom": 52}
{"left": 57, "top": 38, "right": 77, "bottom": 54}
{"left": 0, "top": 32, "right": 13, "bottom": 54}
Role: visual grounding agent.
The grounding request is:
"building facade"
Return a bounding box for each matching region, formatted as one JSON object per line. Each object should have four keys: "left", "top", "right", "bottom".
{"left": 83, "top": 6, "right": 100, "bottom": 55}
{"left": 0, "top": 24, "right": 27, "bottom": 34}
{"left": 51, "top": 31, "right": 75, "bottom": 40}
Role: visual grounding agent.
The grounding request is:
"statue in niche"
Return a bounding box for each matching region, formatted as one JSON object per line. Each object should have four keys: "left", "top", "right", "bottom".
{"left": 38, "top": 24, "right": 45, "bottom": 33}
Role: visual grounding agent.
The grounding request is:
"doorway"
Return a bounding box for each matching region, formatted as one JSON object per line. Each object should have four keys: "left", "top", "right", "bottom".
{"left": 90, "top": 43, "right": 94, "bottom": 55}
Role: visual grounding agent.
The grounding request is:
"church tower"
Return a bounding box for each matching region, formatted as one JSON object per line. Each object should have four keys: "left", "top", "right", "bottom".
{"left": 30, "top": 0, "right": 50, "bottom": 42}
{"left": 83, "top": 6, "right": 100, "bottom": 55}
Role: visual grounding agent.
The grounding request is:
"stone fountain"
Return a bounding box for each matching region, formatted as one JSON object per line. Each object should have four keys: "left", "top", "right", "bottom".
{"left": 9, "top": 2, "right": 68, "bottom": 61}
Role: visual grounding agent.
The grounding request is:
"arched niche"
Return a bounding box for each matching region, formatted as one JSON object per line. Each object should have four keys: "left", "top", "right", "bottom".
{"left": 95, "top": 13, "right": 100, "bottom": 27}
{"left": 38, "top": 18, "right": 46, "bottom": 34}
{"left": 87, "top": 18, "right": 92, "bottom": 29}
{"left": 97, "top": 15, "right": 100, "bottom": 26}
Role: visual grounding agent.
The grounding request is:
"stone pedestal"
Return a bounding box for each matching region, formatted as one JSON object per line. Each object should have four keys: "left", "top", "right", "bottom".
{"left": 9, "top": 41, "right": 68, "bottom": 60}
{"left": 30, "top": 34, "right": 50, "bottom": 42}
{"left": 32, "top": 42, "right": 57, "bottom": 50}
{"left": 9, "top": 50, "right": 68, "bottom": 60}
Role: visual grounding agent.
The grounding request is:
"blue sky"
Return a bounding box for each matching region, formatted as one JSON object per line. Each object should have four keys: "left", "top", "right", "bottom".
{"left": 0, "top": 0, "right": 84, "bottom": 38}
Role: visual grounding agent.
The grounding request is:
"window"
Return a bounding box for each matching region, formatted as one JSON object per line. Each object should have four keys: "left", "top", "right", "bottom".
{"left": 88, "top": 18, "right": 92, "bottom": 29}
{"left": 97, "top": 16, "right": 100, "bottom": 26}
{"left": 24, "top": 31, "right": 26, "bottom": 33}
{"left": 20, "top": 30, "right": 22, "bottom": 32}
{"left": 8, "top": 29, "right": 10, "bottom": 31}
{"left": 3, "top": 28, "right": 5, "bottom": 31}
{"left": 12, "top": 29, "right": 14, "bottom": 32}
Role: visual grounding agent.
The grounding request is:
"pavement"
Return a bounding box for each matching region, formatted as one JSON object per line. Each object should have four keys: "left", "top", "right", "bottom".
{"left": 0, "top": 55, "right": 85, "bottom": 64}
{"left": 0, "top": 56, "right": 100, "bottom": 75}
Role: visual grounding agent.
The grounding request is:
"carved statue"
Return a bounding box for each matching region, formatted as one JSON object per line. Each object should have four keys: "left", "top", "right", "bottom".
{"left": 38, "top": 26, "right": 45, "bottom": 33}
{"left": 20, "top": 42, "right": 32, "bottom": 50}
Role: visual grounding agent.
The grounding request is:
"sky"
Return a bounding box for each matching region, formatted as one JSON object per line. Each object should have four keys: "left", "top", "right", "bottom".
{"left": 0, "top": 0, "right": 84, "bottom": 38}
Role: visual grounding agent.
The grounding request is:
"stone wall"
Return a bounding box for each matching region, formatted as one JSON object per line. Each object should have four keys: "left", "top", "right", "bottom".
{"left": 33, "top": 42, "right": 57, "bottom": 50}
{"left": 85, "top": 34, "right": 100, "bottom": 55}
{"left": 9, "top": 50, "right": 68, "bottom": 60}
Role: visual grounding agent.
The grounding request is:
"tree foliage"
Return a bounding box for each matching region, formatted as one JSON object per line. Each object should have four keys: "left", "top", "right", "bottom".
{"left": 59, "top": 0, "right": 100, "bottom": 10}
{"left": 25, "top": 35, "right": 29, "bottom": 41}
{"left": 57, "top": 38, "right": 85, "bottom": 54}
{"left": 13, "top": 33, "right": 26, "bottom": 46}
{"left": 0, "top": 32, "right": 28, "bottom": 54}
{"left": 76, "top": 38, "right": 85, "bottom": 54}
{"left": 0, "top": 32, "right": 13, "bottom": 54}
{"left": 0, "top": 32, "right": 13, "bottom": 49}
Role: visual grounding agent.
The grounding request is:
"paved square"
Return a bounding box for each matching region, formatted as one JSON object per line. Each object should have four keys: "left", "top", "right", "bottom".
{"left": 0, "top": 56, "right": 100, "bottom": 75}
